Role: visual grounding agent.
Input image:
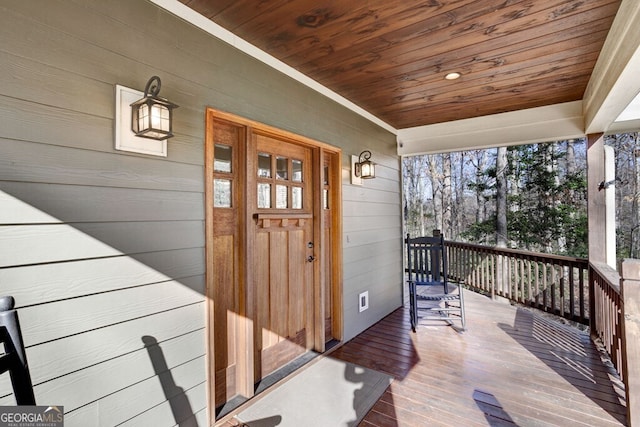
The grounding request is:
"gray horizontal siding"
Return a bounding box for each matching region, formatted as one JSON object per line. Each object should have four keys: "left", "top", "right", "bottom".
{"left": 0, "top": 182, "right": 204, "bottom": 224}
{"left": 0, "top": 221, "right": 204, "bottom": 267}
{"left": 0, "top": 248, "right": 204, "bottom": 306}
{"left": 0, "top": 0, "right": 401, "bottom": 424}
{"left": 341, "top": 154, "right": 403, "bottom": 341}
{"left": 18, "top": 278, "right": 204, "bottom": 346}
{"left": 0, "top": 138, "right": 203, "bottom": 192}
{"left": 66, "top": 378, "right": 207, "bottom": 427}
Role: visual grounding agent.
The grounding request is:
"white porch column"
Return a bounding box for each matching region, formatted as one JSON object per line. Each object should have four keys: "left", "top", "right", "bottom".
{"left": 587, "top": 133, "right": 607, "bottom": 264}
{"left": 604, "top": 145, "right": 617, "bottom": 268}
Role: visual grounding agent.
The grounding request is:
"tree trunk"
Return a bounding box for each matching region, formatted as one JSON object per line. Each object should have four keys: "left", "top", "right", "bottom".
{"left": 454, "top": 152, "right": 465, "bottom": 240}
{"left": 442, "top": 153, "right": 452, "bottom": 237}
{"left": 402, "top": 156, "right": 429, "bottom": 236}
{"left": 549, "top": 142, "right": 566, "bottom": 253}
{"left": 478, "top": 150, "right": 488, "bottom": 223}
{"left": 566, "top": 140, "right": 576, "bottom": 176}
{"left": 496, "top": 146, "right": 508, "bottom": 247}
{"left": 632, "top": 137, "right": 640, "bottom": 258}
{"left": 428, "top": 155, "right": 442, "bottom": 231}
{"left": 507, "top": 148, "right": 521, "bottom": 248}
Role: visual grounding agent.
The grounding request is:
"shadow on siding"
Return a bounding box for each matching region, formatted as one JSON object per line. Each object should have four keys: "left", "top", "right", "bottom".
{"left": 143, "top": 335, "right": 198, "bottom": 427}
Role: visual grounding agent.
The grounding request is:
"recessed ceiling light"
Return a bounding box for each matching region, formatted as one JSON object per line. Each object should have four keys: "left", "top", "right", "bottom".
{"left": 445, "top": 72, "right": 461, "bottom": 80}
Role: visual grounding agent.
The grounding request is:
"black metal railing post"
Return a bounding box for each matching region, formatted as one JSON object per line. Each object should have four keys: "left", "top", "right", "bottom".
{"left": 0, "top": 296, "right": 36, "bottom": 405}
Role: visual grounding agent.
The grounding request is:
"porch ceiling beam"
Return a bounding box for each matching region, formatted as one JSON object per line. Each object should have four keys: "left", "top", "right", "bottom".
{"left": 583, "top": 0, "right": 640, "bottom": 135}
{"left": 396, "top": 101, "right": 585, "bottom": 156}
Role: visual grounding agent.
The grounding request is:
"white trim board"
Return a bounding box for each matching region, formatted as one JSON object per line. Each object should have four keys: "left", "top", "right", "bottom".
{"left": 397, "top": 101, "right": 585, "bottom": 156}
{"left": 583, "top": 0, "right": 640, "bottom": 134}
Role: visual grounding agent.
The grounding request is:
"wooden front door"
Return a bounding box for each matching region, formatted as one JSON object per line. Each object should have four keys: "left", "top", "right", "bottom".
{"left": 248, "top": 130, "right": 314, "bottom": 380}
{"left": 205, "top": 109, "right": 342, "bottom": 412}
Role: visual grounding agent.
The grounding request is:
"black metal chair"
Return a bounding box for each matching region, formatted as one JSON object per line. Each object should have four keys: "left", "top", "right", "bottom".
{"left": 0, "top": 296, "right": 36, "bottom": 405}
{"left": 405, "top": 233, "right": 465, "bottom": 332}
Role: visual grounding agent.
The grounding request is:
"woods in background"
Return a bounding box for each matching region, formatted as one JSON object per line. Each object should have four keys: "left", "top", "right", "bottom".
{"left": 403, "top": 133, "right": 639, "bottom": 260}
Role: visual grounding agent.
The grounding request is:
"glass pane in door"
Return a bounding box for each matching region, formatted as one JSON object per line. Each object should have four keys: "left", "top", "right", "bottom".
{"left": 292, "top": 160, "right": 303, "bottom": 182}
{"left": 214, "top": 179, "right": 232, "bottom": 208}
{"left": 276, "top": 157, "right": 288, "bottom": 180}
{"left": 276, "top": 185, "right": 288, "bottom": 209}
{"left": 214, "top": 144, "right": 232, "bottom": 173}
{"left": 292, "top": 187, "right": 303, "bottom": 209}
{"left": 258, "top": 153, "right": 272, "bottom": 178}
{"left": 258, "top": 183, "right": 271, "bottom": 208}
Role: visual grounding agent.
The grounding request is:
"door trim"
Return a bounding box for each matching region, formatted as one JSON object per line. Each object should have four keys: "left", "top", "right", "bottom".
{"left": 204, "top": 107, "right": 343, "bottom": 416}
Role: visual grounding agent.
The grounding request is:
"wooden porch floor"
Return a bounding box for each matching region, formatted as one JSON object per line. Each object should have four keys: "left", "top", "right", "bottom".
{"left": 331, "top": 288, "right": 627, "bottom": 426}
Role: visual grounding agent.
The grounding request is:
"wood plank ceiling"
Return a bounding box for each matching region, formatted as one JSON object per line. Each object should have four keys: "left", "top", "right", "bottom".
{"left": 180, "top": 0, "right": 622, "bottom": 130}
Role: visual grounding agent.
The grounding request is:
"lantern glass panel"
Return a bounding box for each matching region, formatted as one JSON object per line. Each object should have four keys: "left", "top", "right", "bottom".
{"left": 150, "top": 104, "right": 170, "bottom": 131}
{"left": 360, "top": 162, "right": 375, "bottom": 178}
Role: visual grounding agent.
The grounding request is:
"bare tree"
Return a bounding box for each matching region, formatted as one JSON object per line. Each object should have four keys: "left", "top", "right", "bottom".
{"left": 428, "top": 155, "right": 443, "bottom": 231}
{"left": 566, "top": 140, "right": 576, "bottom": 177}
{"left": 496, "top": 146, "right": 508, "bottom": 247}
{"left": 442, "top": 153, "right": 452, "bottom": 236}
{"left": 402, "top": 156, "right": 429, "bottom": 236}
{"left": 453, "top": 151, "right": 467, "bottom": 240}
{"left": 605, "top": 132, "right": 640, "bottom": 259}
{"left": 470, "top": 150, "right": 490, "bottom": 224}
{"left": 547, "top": 142, "right": 566, "bottom": 253}
{"left": 632, "top": 138, "right": 640, "bottom": 258}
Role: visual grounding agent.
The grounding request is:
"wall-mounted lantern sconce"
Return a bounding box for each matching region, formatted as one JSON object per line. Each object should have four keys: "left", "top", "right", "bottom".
{"left": 130, "top": 76, "right": 178, "bottom": 141}
{"left": 115, "top": 76, "right": 178, "bottom": 157}
{"left": 351, "top": 150, "right": 376, "bottom": 185}
{"left": 354, "top": 150, "right": 376, "bottom": 179}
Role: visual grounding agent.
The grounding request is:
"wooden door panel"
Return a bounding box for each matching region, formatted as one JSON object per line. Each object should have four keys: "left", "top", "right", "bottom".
{"left": 213, "top": 234, "right": 237, "bottom": 369}
{"left": 323, "top": 224, "right": 333, "bottom": 341}
{"left": 251, "top": 131, "right": 313, "bottom": 378}
{"left": 253, "top": 225, "right": 312, "bottom": 378}
{"left": 288, "top": 228, "right": 306, "bottom": 337}
{"left": 269, "top": 230, "right": 288, "bottom": 338}
{"left": 212, "top": 237, "right": 237, "bottom": 405}
{"left": 255, "top": 231, "right": 271, "bottom": 348}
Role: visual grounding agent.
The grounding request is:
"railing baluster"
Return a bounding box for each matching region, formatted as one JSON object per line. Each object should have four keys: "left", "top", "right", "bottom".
{"left": 534, "top": 261, "right": 540, "bottom": 308}
{"left": 514, "top": 258, "right": 520, "bottom": 302}
{"left": 526, "top": 260, "right": 533, "bottom": 305}
{"left": 569, "top": 265, "right": 575, "bottom": 320}
{"left": 579, "top": 265, "right": 585, "bottom": 321}
{"left": 542, "top": 263, "right": 549, "bottom": 311}
{"left": 491, "top": 253, "right": 496, "bottom": 295}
